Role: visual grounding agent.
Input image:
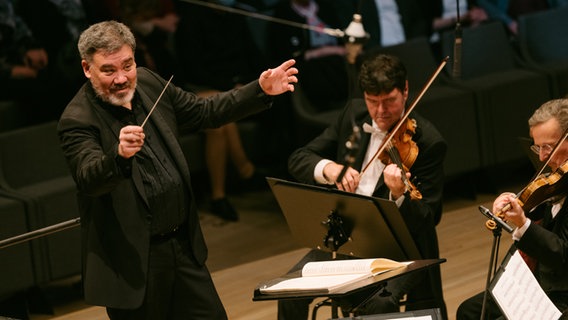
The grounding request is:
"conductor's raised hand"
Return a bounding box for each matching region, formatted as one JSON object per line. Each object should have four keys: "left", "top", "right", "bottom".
{"left": 118, "top": 125, "right": 145, "bottom": 159}
{"left": 259, "top": 59, "right": 298, "bottom": 95}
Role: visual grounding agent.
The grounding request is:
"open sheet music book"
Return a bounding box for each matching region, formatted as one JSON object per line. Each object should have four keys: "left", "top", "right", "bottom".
{"left": 259, "top": 258, "right": 411, "bottom": 295}
{"left": 490, "top": 250, "right": 561, "bottom": 320}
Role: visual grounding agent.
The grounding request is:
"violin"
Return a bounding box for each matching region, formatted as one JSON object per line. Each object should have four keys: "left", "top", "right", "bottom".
{"left": 486, "top": 161, "right": 568, "bottom": 230}
{"left": 360, "top": 56, "right": 449, "bottom": 200}
{"left": 378, "top": 117, "right": 422, "bottom": 200}
{"left": 486, "top": 131, "right": 568, "bottom": 230}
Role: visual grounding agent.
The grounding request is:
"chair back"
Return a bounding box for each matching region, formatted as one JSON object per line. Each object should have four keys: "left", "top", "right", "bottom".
{"left": 518, "top": 6, "right": 568, "bottom": 64}
{"left": 441, "top": 21, "right": 519, "bottom": 79}
{"left": 0, "top": 121, "right": 69, "bottom": 190}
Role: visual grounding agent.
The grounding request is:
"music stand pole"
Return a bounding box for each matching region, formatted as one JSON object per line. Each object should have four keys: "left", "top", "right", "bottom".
{"left": 480, "top": 222, "right": 502, "bottom": 320}
{"left": 321, "top": 209, "right": 349, "bottom": 318}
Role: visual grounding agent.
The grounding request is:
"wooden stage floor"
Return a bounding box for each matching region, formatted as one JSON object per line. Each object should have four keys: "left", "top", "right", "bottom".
{"left": 25, "top": 185, "right": 515, "bottom": 320}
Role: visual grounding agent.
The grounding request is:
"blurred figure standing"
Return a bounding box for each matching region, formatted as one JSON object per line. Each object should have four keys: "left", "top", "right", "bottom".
{"left": 175, "top": 0, "right": 268, "bottom": 221}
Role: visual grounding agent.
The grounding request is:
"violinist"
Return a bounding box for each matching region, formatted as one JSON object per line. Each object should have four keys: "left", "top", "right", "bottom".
{"left": 457, "top": 99, "right": 568, "bottom": 320}
{"left": 280, "top": 53, "right": 448, "bottom": 319}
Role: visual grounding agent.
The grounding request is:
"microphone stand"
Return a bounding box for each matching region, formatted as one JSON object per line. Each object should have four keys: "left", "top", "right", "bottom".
{"left": 452, "top": 0, "right": 463, "bottom": 79}
{"left": 481, "top": 222, "right": 501, "bottom": 320}
{"left": 478, "top": 205, "right": 511, "bottom": 320}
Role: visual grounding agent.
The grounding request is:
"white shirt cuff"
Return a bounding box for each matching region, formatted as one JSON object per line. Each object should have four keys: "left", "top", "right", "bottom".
{"left": 512, "top": 218, "right": 531, "bottom": 241}
{"left": 314, "top": 159, "right": 334, "bottom": 185}
{"left": 389, "top": 192, "right": 406, "bottom": 207}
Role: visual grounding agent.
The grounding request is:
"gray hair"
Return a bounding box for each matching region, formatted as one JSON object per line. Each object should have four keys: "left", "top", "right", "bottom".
{"left": 529, "top": 99, "right": 568, "bottom": 133}
{"left": 77, "top": 21, "right": 136, "bottom": 63}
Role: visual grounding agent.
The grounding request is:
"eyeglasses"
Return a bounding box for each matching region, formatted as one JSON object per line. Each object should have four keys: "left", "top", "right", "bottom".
{"left": 530, "top": 143, "right": 554, "bottom": 155}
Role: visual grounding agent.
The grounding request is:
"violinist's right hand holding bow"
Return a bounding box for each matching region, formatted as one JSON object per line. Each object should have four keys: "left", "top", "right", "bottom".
{"left": 324, "top": 162, "right": 360, "bottom": 193}
{"left": 493, "top": 192, "right": 527, "bottom": 229}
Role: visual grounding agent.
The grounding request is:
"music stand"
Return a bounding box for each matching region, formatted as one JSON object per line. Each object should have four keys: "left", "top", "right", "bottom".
{"left": 266, "top": 177, "right": 421, "bottom": 261}
{"left": 257, "top": 178, "right": 444, "bottom": 318}
{"left": 336, "top": 308, "right": 443, "bottom": 319}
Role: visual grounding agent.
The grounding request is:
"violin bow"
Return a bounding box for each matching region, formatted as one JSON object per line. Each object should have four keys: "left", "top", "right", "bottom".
{"left": 360, "top": 56, "right": 449, "bottom": 176}
{"left": 141, "top": 75, "right": 174, "bottom": 128}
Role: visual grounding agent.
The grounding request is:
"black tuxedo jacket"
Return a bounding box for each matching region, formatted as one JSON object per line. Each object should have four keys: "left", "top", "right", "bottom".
{"left": 58, "top": 68, "right": 270, "bottom": 308}
{"left": 516, "top": 201, "right": 568, "bottom": 307}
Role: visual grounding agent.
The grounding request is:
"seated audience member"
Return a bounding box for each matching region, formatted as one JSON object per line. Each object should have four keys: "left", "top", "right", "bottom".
{"left": 175, "top": 0, "right": 268, "bottom": 221}
{"left": 428, "top": 0, "right": 488, "bottom": 57}
{"left": 477, "top": 0, "right": 567, "bottom": 35}
{"left": 430, "top": 0, "right": 488, "bottom": 39}
{"left": 85, "top": 0, "right": 183, "bottom": 85}
{"left": 355, "top": 0, "right": 432, "bottom": 49}
{"left": 15, "top": 0, "right": 89, "bottom": 121}
{"left": 267, "top": 0, "right": 350, "bottom": 112}
{"left": 0, "top": 0, "right": 53, "bottom": 124}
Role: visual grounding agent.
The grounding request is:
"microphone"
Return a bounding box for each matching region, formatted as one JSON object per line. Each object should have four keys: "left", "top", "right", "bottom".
{"left": 478, "top": 205, "right": 513, "bottom": 233}
{"left": 452, "top": 22, "right": 462, "bottom": 79}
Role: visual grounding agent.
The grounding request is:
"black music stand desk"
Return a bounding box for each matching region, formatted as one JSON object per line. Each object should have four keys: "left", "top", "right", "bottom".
{"left": 253, "top": 178, "right": 446, "bottom": 317}
{"left": 265, "top": 177, "right": 421, "bottom": 261}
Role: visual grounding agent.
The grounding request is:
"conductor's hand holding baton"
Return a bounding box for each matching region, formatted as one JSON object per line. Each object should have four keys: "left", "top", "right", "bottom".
{"left": 119, "top": 125, "right": 145, "bottom": 159}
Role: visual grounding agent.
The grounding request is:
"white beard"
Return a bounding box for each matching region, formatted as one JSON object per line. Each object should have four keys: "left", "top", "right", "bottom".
{"left": 105, "top": 89, "right": 135, "bottom": 106}
{"left": 92, "top": 78, "right": 137, "bottom": 107}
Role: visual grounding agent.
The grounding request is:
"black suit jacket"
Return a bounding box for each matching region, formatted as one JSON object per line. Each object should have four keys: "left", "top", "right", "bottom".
{"left": 288, "top": 98, "right": 447, "bottom": 312}
{"left": 516, "top": 201, "right": 568, "bottom": 307}
{"left": 57, "top": 68, "right": 271, "bottom": 308}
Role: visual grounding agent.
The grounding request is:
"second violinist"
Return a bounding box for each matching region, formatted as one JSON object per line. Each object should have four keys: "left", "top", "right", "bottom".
{"left": 281, "top": 54, "right": 448, "bottom": 319}
{"left": 457, "top": 99, "right": 568, "bottom": 319}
